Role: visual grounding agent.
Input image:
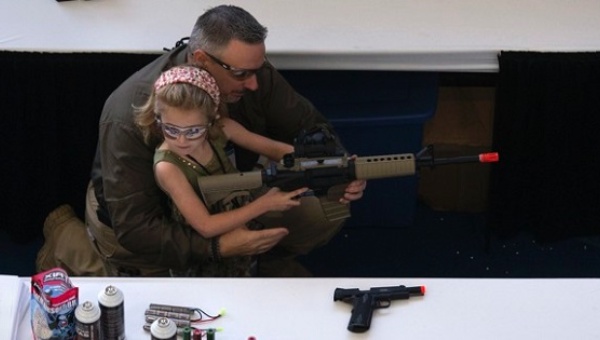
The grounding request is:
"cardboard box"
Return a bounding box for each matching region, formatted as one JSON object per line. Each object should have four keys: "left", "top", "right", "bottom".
{"left": 418, "top": 87, "right": 495, "bottom": 213}
{"left": 418, "top": 144, "right": 494, "bottom": 212}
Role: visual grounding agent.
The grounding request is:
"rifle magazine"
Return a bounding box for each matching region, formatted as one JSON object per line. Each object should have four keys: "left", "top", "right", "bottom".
{"left": 319, "top": 197, "right": 351, "bottom": 221}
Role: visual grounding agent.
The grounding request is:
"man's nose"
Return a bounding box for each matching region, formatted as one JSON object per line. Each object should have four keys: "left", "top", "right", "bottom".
{"left": 243, "top": 74, "right": 259, "bottom": 91}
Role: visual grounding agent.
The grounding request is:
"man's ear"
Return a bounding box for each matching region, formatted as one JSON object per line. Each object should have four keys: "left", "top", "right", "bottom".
{"left": 191, "top": 50, "right": 209, "bottom": 67}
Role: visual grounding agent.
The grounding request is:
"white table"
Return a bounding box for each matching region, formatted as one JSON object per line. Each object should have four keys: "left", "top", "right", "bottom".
{"left": 2, "top": 0, "right": 600, "bottom": 71}
{"left": 17, "top": 277, "right": 600, "bottom": 339}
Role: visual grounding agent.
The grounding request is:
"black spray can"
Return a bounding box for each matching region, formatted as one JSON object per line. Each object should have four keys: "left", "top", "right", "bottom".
{"left": 75, "top": 300, "right": 102, "bottom": 340}
{"left": 98, "top": 285, "right": 126, "bottom": 340}
{"left": 150, "top": 317, "right": 177, "bottom": 340}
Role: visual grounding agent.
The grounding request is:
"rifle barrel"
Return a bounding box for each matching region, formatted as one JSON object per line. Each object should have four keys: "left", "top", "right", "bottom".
{"left": 418, "top": 152, "right": 499, "bottom": 166}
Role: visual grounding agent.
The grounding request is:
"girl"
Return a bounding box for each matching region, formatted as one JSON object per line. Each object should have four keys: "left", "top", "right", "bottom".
{"left": 135, "top": 65, "right": 308, "bottom": 240}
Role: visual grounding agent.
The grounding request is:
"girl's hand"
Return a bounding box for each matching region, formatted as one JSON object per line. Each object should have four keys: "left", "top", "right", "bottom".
{"left": 259, "top": 187, "right": 309, "bottom": 212}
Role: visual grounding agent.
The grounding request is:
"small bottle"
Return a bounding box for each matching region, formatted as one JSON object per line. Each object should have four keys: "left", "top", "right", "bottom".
{"left": 181, "top": 326, "right": 192, "bottom": 340}
{"left": 206, "top": 328, "right": 216, "bottom": 340}
{"left": 150, "top": 317, "right": 177, "bottom": 340}
{"left": 75, "top": 301, "right": 102, "bottom": 340}
{"left": 98, "top": 285, "right": 125, "bottom": 340}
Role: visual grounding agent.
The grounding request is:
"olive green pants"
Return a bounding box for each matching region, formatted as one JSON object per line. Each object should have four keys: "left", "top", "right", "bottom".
{"left": 84, "top": 182, "right": 172, "bottom": 276}
{"left": 41, "top": 181, "right": 345, "bottom": 277}
{"left": 36, "top": 204, "right": 107, "bottom": 276}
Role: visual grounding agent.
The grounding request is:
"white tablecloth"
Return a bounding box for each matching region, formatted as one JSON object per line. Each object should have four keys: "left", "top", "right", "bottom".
{"left": 17, "top": 277, "right": 600, "bottom": 339}
{"left": 2, "top": 0, "right": 600, "bottom": 71}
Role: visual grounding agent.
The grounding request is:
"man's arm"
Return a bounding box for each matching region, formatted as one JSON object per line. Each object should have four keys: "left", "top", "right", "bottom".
{"left": 235, "top": 62, "right": 366, "bottom": 202}
{"left": 228, "top": 61, "right": 333, "bottom": 170}
{"left": 260, "top": 62, "right": 332, "bottom": 144}
{"left": 96, "top": 113, "right": 208, "bottom": 265}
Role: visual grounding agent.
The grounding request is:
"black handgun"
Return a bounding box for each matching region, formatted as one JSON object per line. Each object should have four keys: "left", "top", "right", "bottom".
{"left": 334, "top": 284, "right": 425, "bottom": 333}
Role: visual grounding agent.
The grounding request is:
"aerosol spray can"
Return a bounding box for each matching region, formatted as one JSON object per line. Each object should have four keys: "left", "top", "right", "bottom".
{"left": 98, "top": 285, "right": 125, "bottom": 340}
{"left": 75, "top": 300, "right": 102, "bottom": 340}
{"left": 150, "top": 317, "right": 177, "bottom": 340}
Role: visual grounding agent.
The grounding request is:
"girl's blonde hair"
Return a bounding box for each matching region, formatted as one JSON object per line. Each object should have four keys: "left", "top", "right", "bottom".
{"left": 135, "top": 65, "right": 224, "bottom": 145}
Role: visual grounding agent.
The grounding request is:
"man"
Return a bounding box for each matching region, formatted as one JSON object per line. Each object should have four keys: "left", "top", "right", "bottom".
{"left": 38, "top": 5, "right": 366, "bottom": 277}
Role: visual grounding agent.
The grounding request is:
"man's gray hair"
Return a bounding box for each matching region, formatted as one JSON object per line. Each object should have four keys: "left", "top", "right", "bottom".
{"left": 189, "top": 5, "right": 268, "bottom": 54}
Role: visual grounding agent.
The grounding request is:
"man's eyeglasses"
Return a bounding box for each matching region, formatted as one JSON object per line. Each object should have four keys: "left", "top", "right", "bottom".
{"left": 158, "top": 121, "right": 209, "bottom": 140}
{"left": 204, "top": 51, "right": 264, "bottom": 80}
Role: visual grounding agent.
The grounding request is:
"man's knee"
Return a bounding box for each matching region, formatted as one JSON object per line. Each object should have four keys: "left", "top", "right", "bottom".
{"left": 258, "top": 196, "right": 346, "bottom": 255}
{"left": 37, "top": 204, "right": 106, "bottom": 276}
{"left": 279, "top": 218, "right": 344, "bottom": 255}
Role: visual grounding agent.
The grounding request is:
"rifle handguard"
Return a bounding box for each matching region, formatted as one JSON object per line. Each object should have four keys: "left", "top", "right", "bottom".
{"left": 353, "top": 153, "right": 417, "bottom": 180}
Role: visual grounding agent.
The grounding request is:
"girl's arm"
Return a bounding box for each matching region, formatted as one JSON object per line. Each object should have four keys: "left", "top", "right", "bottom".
{"left": 155, "top": 161, "right": 305, "bottom": 239}
{"left": 220, "top": 117, "right": 294, "bottom": 161}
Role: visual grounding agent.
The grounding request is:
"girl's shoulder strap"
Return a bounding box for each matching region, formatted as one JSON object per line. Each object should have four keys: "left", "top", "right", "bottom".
{"left": 154, "top": 149, "right": 211, "bottom": 178}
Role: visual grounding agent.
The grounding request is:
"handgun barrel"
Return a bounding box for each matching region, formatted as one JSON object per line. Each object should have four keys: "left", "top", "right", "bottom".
{"left": 371, "top": 285, "right": 426, "bottom": 299}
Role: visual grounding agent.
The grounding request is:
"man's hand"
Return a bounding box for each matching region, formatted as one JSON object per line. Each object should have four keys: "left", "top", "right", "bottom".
{"left": 219, "top": 226, "right": 289, "bottom": 257}
{"left": 340, "top": 179, "right": 367, "bottom": 204}
{"left": 339, "top": 154, "right": 367, "bottom": 204}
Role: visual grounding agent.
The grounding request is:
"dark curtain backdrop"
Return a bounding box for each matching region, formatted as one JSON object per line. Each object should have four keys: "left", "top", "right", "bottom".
{"left": 489, "top": 51, "right": 600, "bottom": 241}
{"left": 1, "top": 51, "right": 158, "bottom": 242}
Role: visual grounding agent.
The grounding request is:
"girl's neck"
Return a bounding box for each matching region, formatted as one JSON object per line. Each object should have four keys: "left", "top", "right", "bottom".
{"left": 187, "top": 140, "right": 213, "bottom": 166}
{"left": 160, "top": 139, "right": 214, "bottom": 166}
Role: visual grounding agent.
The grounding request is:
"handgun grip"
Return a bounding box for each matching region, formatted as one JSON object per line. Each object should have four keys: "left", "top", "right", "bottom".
{"left": 347, "top": 294, "right": 374, "bottom": 333}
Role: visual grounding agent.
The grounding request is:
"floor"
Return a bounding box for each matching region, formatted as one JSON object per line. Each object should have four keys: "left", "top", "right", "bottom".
{"left": 1, "top": 230, "right": 42, "bottom": 277}
{"left": 2, "top": 201, "right": 600, "bottom": 278}
{"left": 300, "top": 202, "right": 600, "bottom": 278}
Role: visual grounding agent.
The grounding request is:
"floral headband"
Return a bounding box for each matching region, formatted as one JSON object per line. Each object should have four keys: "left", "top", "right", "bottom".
{"left": 154, "top": 66, "right": 220, "bottom": 110}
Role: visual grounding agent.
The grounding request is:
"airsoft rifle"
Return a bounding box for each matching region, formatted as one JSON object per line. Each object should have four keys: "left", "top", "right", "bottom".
{"left": 198, "top": 124, "right": 499, "bottom": 221}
